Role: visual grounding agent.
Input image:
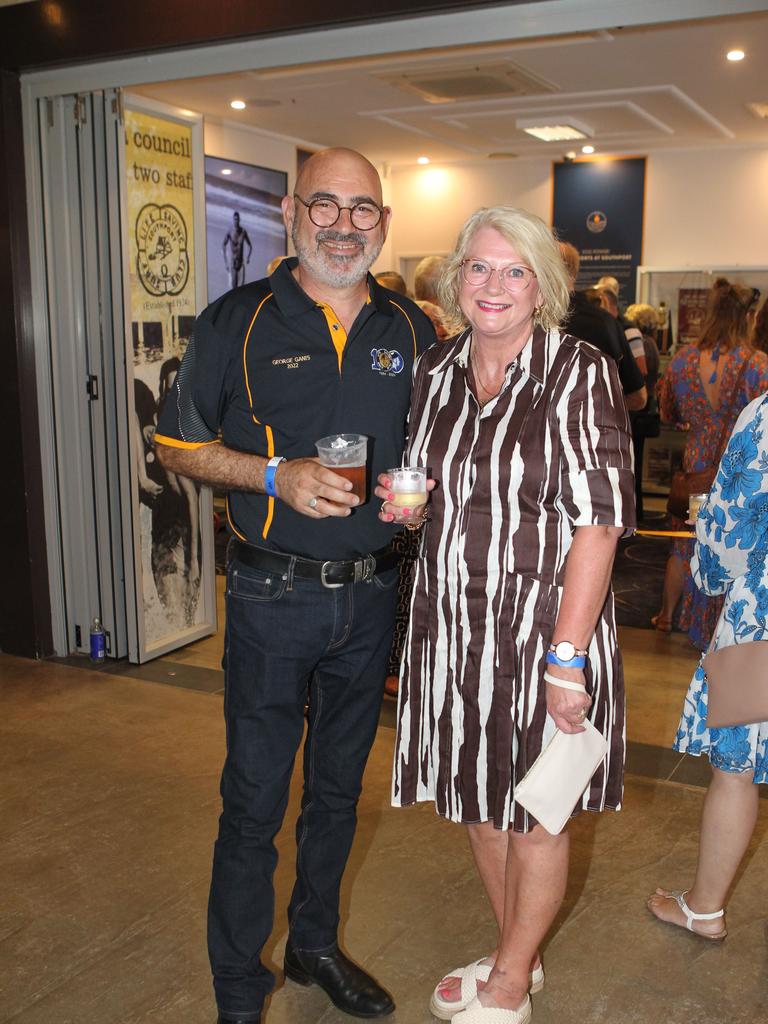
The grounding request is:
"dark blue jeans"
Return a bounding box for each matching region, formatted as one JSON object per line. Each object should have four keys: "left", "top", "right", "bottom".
{"left": 208, "top": 552, "right": 398, "bottom": 1018}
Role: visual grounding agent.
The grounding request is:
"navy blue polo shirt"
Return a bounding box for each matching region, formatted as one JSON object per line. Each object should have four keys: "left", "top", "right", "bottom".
{"left": 156, "top": 257, "right": 436, "bottom": 560}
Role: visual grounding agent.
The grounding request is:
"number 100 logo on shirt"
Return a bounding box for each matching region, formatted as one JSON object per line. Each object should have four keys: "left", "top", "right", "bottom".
{"left": 371, "top": 348, "right": 404, "bottom": 376}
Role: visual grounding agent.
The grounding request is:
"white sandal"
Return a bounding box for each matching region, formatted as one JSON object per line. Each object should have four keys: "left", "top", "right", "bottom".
{"left": 453, "top": 994, "right": 532, "bottom": 1024}
{"left": 430, "top": 958, "right": 544, "bottom": 1020}
{"left": 650, "top": 889, "right": 727, "bottom": 940}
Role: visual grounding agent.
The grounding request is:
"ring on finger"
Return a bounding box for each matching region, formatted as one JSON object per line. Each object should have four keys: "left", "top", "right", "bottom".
{"left": 307, "top": 497, "right": 318, "bottom": 509}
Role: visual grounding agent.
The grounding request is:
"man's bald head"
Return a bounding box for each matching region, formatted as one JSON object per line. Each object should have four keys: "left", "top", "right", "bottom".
{"left": 295, "top": 148, "right": 383, "bottom": 205}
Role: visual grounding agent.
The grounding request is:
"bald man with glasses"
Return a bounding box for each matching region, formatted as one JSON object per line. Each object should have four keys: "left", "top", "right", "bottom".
{"left": 155, "top": 148, "right": 435, "bottom": 1024}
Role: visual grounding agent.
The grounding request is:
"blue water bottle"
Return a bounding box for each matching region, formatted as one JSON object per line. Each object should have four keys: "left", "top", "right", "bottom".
{"left": 90, "top": 617, "right": 106, "bottom": 662}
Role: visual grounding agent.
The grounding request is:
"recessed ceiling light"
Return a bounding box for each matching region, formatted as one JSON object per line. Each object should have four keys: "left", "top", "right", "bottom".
{"left": 230, "top": 99, "right": 246, "bottom": 110}
{"left": 566, "top": 150, "right": 577, "bottom": 160}
{"left": 517, "top": 116, "right": 593, "bottom": 143}
{"left": 417, "top": 156, "right": 430, "bottom": 165}
{"left": 521, "top": 125, "right": 586, "bottom": 142}
{"left": 221, "top": 168, "right": 232, "bottom": 175}
{"left": 582, "top": 145, "right": 595, "bottom": 155}
{"left": 727, "top": 49, "right": 745, "bottom": 62}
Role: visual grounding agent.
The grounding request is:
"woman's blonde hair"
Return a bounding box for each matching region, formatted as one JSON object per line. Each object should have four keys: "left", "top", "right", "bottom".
{"left": 624, "top": 303, "right": 659, "bottom": 334}
{"left": 437, "top": 207, "right": 570, "bottom": 333}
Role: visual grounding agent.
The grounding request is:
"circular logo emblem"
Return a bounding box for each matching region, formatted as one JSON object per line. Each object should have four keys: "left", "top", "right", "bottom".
{"left": 136, "top": 203, "right": 190, "bottom": 296}
{"left": 370, "top": 348, "right": 405, "bottom": 375}
{"left": 586, "top": 210, "right": 607, "bottom": 234}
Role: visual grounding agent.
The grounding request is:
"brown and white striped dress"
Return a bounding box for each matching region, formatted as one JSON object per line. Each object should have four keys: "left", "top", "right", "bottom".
{"left": 392, "top": 325, "right": 636, "bottom": 832}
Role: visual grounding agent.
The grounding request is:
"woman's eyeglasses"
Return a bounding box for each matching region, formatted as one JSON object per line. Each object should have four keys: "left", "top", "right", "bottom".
{"left": 460, "top": 259, "right": 536, "bottom": 292}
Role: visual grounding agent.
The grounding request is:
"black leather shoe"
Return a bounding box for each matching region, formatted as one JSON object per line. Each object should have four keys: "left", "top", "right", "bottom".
{"left": 217, "top": 1014, "right": 260, "bottom": 1023}
{"left": 284, "top": 941, "right": 395, "bottom": 1018}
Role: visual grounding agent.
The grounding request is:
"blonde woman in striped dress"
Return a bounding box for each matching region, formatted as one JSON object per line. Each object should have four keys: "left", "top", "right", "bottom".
{"left": 377, "top": 208, "right": 636, "bottom": 1024}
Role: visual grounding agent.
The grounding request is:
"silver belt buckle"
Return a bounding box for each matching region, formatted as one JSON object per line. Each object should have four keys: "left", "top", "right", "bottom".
{"left": 320, "top": 561, "right": 344, "bottom": 589}
{"left": 354, "top": 554, "right": 376, "bottom": 584}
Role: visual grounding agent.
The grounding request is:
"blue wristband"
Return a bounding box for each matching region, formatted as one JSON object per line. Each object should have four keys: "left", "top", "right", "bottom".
{"left": 264, "top": 456, "right": 285, "bottom": 497}
{"left": 546, "top": 650, "right": 587, "bottom": 669}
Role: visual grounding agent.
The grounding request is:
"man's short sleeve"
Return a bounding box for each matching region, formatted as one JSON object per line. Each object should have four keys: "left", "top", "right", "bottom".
{"left": 155, "top": 299, "right": 239, "bottom": 449}
{"left": 559, "top": 351, "right": 636, "bottom": 530}
{"left": 625, "top": 325, "right": 645, "bottom": 361}
{"left": 614, "top": 320, "right": 645, "bottom": 396}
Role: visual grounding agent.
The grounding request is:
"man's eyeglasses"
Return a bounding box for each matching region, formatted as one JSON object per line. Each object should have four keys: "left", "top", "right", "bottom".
{"left": 294, "top": 194, "right": 384, "bottom": 231}
{"left": 460, "top": 259, "right": 537, "bottom": 292}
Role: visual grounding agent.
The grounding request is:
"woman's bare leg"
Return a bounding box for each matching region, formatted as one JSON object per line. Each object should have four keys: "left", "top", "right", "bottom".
{"left": 436, "top": 822, "right": 541, "bottom": 1005}
{"left": 480, "top": 826, "right": 569, "bottom": 1010}
{"left": 653, "top": 552, "right": 685, "bottom": 629}
{"left": 648, "top": 765, "right": 758, "bottom": 935}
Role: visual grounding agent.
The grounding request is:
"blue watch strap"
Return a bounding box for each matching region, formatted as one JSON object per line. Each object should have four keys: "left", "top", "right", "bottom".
{"left": 264, "top": 456, "right": 285, "bottom": 498}
{"left": 546, "top": 650, "right": 587, "bottom": 669}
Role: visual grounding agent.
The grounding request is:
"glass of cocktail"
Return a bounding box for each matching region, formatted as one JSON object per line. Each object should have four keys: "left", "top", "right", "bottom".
{"left": 387, "top": 466, "right": 428, "bottom": 508}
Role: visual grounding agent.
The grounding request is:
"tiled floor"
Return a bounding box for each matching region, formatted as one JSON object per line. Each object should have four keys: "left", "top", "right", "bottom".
{"left": 2, "top": 615, "right": 766, "bottom": 1024}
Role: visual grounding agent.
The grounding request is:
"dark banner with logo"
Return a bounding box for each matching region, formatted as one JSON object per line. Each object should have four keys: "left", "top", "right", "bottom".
{"left": 552, "top": 157, "right": 645, "bottom": 305}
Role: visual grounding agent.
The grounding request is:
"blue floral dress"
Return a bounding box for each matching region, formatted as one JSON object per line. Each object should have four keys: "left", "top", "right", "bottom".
{"left": 675, "top": 394, "right": 768, "bottom": 782}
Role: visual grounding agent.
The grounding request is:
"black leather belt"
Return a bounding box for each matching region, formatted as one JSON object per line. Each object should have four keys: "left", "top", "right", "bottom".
{"left": 230, "top": 539, "right": 400, "bottom": 588}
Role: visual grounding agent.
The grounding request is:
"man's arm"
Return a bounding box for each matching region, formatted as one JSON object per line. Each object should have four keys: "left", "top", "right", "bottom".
{"left": 221, "top": 233, "right": 231, "bottom": 269}
{"left": 625, "top": 385, "right": 648, "bottom": 412}
{"left": 243, "top": 230, "right": 252, "bottom": 264}
{"left": 156, "top": 441, "right": 359, "bottom": 519}
{"left": 612, "top": 318, "right": 647, "bottom": 410}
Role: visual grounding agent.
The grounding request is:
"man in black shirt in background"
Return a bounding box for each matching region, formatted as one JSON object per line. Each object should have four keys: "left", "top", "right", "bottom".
{"left": 559, "top": 241, "right": 647, "bottom": 411}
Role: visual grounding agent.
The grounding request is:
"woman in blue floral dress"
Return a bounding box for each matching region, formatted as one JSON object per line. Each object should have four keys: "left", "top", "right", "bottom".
{"left": 655, "top": 279, "right": 767, "bottom": 649}
{"left": 648, "top": 393, "right": 768, "bottom": 938}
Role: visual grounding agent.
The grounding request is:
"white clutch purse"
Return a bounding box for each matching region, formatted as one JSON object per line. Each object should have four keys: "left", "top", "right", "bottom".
{"left": 515, "top": 720, "right": 609, "bottom": 835}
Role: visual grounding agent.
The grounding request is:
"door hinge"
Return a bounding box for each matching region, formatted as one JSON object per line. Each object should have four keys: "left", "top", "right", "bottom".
{"left": 74, "top": 95, "right": 87, "bottom": 126}
{"left": 111, "top": 90, "right": 125, "bottom": 126}
{"left": 45, "top": 97, "right": 54, "bottom": 129}
{"left": 86, "top": 374, "right": 99, "bottom": 401}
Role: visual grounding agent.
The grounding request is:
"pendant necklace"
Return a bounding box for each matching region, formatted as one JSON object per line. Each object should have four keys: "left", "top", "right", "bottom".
{"left": 471, "top": 350, "right": 503, "bottom": 401}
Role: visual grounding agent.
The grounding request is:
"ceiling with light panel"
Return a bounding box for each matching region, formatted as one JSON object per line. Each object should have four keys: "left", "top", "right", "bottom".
{"left": 134, "top": 12, "right": 768, "bottom": 167}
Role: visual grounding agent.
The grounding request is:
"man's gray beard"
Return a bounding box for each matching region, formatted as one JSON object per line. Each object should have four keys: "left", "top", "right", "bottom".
{"left": 292, "top": 226, "right": 382, "bottom": 289}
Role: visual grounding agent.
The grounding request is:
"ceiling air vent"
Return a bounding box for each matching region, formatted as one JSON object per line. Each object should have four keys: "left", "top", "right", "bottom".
{"left": 380, "top": 62, "right": 557, "bottom": 105}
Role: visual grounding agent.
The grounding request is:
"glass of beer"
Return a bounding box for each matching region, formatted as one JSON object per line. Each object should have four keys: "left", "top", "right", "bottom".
{"left": 388, "top": 466, "right": 428, "bottom": 508}
{"left": 315, "top": 434, "right": 368, "bottom": 503}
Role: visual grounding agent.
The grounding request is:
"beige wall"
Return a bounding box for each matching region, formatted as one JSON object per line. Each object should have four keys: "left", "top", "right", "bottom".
{"left": 202, "top": 119, "right": 768, "bottom": 281}
{"left": 643, "top": 147, "right": 768, "bottom": 267}
{"left": 387, "top": 147, "right": 768, "bottom": 275}
{"left": 388, "top": 160, "right": 552, "bottom": 270}
{"left": 204, "top": 120, "right": 298, "bottom": 192}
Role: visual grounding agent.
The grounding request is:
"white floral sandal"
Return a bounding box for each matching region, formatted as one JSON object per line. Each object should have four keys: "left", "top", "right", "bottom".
{"left": 648, "top": 889, "right": 727, "bottom": 940}
{"left": 453, "top": 994, "right": 532, "bottom": 1024}
{"left": 430, "top": 957, "right": 544, "bottom": 1020}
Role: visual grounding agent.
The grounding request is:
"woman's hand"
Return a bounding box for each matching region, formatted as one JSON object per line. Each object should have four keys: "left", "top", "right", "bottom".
{"left": 375, "top": 471, "right": 437, "bottom": 526}
{"left": 546, "top": 666, "right": 592, "bottom": 734}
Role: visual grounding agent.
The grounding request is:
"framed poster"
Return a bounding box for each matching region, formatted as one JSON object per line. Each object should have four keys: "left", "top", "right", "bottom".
{"left": 677, "top": 288, "right": 710, "bottom": 346}
{"left": 123, "top": 95, "right": 216, "bottom": 661}
{"left": 552, "top": 157, "right": 646, "bottom": 305}
{"left": 205, "top": 155, "right": 287, "bottom": 302}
